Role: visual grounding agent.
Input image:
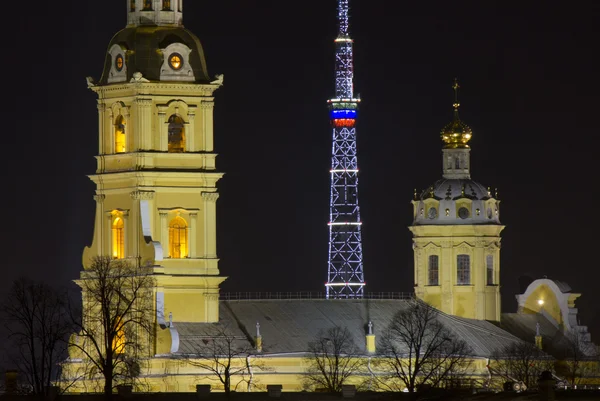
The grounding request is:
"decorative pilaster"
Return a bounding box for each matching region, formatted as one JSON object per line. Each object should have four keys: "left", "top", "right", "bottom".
{"left": 202, "top": 192, "right": 219, "bottom": 258}
{"left": 105, "top": 212, "right": 113, "bottom": 257}
{"left": 160, "top": 212, "right": 169, "bottom": 258}
{"left": 158, "top": 107, "right": 167, "bottom": 151}
{"left": 201, "top": 101, "right": 214, "bottom": 152}
{"left": 97, "top": 103, "right": 106, "bottom": 154}
{"left": 135, "top": 98, "right": 153, "bottom": 151}
{"left": 122, "top": 210, "right": 130, "bottom": 259}
{"left": 189, "top": 212, "right": 198, "bottom": 258}
{"left": 187, "top": 107, "right": 196, "bottom": 152}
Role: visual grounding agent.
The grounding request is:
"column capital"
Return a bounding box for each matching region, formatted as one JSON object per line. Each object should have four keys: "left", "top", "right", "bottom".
{"left": 135, "top": 98, "right": 153, "bottom": 106}
{"left": 94, "top": 194, "right": 106, "bottom": 203}
{"left": 202, "top": 192, "right": 220, "bottom": 203}
{"left": 130, "top": 191, "right": 155, "bottom": 200}
{"left": 97, "top": 103, "right": 106, "bottom": 112}
{"left": 200, "top": 101, "right": 215, "bottom": 110}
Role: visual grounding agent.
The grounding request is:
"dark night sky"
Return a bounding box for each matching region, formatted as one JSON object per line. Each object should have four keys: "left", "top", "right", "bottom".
{"left": 2, "top": 1, "right": 599, "bottom": 338}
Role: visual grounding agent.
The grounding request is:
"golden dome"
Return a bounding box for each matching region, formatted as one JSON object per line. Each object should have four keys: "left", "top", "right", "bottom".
{"left": 440, "top": 80, "right": 473, "bottom": 149}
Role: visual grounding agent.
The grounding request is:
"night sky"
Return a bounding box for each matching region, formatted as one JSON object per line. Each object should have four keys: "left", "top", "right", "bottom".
{"left": 2, "top": 1, "right": 599, "bottom": 338}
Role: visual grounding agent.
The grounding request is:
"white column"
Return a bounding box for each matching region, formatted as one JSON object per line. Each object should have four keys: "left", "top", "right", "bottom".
{"left": 202, "top": 193, "right": 219, "bottom": 258}
{"left": 160, "top": 212, "right": 169, "bottom": 258}
{"left": 93, "top": 195, "right": 105, "bottom": 256}
{"left": 189, "top": 212, "right": 198, "bottom": 258}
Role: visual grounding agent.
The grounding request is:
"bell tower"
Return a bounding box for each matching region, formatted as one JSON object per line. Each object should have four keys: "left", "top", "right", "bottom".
{"left": 82, "top": 0, "right": 226, "bottom": 338}
{"left": 410, "top": 81, "right": 504, "bottom": 322}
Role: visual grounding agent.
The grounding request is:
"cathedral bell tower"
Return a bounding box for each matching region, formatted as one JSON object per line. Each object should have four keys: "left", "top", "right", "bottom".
{"left": 409, "top": 81, "right": 504, "bottom": 322}
{"left": 82, "top": 0, "right": 225, "bottom": 339}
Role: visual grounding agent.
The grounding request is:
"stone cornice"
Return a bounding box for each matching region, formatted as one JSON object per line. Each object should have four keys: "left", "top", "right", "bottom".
{"left": 92, "top": 83, "right": 220, "bottom": 97}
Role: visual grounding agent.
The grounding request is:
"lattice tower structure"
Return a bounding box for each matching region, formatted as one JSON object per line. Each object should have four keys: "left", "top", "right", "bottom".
{"left": 326, "top": 0, "right": 365, "bottom": 299}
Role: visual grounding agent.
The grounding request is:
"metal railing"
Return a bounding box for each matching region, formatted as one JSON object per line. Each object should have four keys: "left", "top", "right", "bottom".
{"left": 220, "top": 292, "right": 414, "bottom": 301}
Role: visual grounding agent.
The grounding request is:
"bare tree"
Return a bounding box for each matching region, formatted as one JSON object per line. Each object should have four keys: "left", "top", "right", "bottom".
{"left": 554, "top": 332, "right": 597, "bottom": 388}
{"left": 304, "top": 326, "right": 365, "bottom": 392}
{"left": 1, "top": 278, "right": 72, "bottom": 396}
{"left": 68, "top": 256, "right": 155, "bottom": 396}
{"left": 489, "top": 341, "right": 554, "bottom": 390}
{"left": 183, "top": 324, "right": 263, "bottom": 395}
{"left": 376, "top": 300, "right": 472, "bottom": 393}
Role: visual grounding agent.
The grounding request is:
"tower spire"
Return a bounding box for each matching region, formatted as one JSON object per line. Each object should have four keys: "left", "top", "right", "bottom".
{"left": 326, "top": 0, "right": 365, "bottom": 299}
{"left": 453, "top": 78, "right": 460, "bottom": 118}
{"left": 338, "top": 0, "right": 350, "bottom": 37}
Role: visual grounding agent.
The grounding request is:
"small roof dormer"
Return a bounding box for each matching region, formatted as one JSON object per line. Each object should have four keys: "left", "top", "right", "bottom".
{"left": 128, "top": 0, "right": 183, "bottom": 27}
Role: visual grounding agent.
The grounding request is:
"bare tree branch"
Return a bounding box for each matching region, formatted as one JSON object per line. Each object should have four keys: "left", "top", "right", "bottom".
{"left": 66, "top": 256, "right": 155, "bottom": 397}
{"left": 304, "top": 326, "right": 365, "bottom": 392}
{"left": 375, "top": 300, "right": 472, "bottom": 393}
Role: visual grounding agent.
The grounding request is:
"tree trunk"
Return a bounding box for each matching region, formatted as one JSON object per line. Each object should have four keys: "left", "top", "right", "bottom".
{"left": 104, "top": 366, "right": 113, "bottom": 399}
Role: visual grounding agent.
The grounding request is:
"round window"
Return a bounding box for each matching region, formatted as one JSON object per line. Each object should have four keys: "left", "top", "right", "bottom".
{"left": 115, "top": 54, "right": 124, "bottom": 72}
{"left": 458, "top": 207, "right": 470, "bottom": 219}
{"left": 169, "top": 53, "right": 184, "bottom": 70}
{"left": 427, "top": 208, "right": 438, "bottom": 219}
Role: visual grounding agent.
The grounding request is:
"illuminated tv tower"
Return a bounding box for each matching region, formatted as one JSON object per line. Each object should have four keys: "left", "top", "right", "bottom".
{"left": 325, "top": 0, "right": 365, "bottom": 299}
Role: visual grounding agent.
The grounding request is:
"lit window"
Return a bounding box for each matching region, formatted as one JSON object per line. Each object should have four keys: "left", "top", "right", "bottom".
{"left": 112, "top": 317, "right": 125, "bottom": 354}
{"left": 112, "top": 217, "right": 125, "bottom": 259}
{"left": 169, "top": 53, "right": 183, "bottom": 70}
{"left": 143, "top": 0, "right": 152, "bottom": 11}
{"left": 457, "top": 254, "right": 470, "bottom": 285}
{"left": 486, "top": 255, "right": 494, "bottom": 285}
{"left": 130, "top": 0, "right": 135, "bottom": 12}
{"left": 115, "top": 115, "right": 126, "bottom": 153}
{"left": 428, "top": 255, "right": 439, "bottom": 286}
{"left": 163, "top": 0, "right": 171, "bottom": 10}
{"left": 169, "top": 216, "right": 188, "bottom": 258}
{"left": 168, "top": 115, "right": 185, "bottom": 153}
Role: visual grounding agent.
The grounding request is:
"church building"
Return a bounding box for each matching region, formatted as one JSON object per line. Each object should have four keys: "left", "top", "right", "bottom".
{"left": 63, "top": 0, "right": 598, "bottom": 393}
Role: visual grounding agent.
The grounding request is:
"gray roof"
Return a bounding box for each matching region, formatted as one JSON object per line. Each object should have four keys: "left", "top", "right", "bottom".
{"left": 175, "top": 300, "right": 524, "bottom": 358}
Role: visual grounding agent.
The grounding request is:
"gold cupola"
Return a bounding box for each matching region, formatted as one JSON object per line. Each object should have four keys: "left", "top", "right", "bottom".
{"left": 441, "top": 79, "right": 473, "bottom": 149}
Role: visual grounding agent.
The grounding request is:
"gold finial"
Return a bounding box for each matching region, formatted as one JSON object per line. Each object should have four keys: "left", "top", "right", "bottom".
{"left": 429, "top": 186, "right": 434, "bottom": 198}
{"left": 414, "top": 188, "right": 418, "bottom": 200}
{"left": 461, "top": 184, "right": 465, "bottom": 197}
{"left": 495, "top": 188, "right": 499, "bottom": 199}
{"left": 487, "top": 187, "right": 491, "bottom": 197}
{"left": 453, "top": 78, "right": 460, "bottom": 112}
{"left": 441, "top": 78, "right": 472, "bottom": 149}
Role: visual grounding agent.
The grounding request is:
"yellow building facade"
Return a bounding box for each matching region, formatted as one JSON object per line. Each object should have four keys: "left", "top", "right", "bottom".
{"left": 410, "top": 83, "right": 503, "bottom": 322}
{"left": 79, "top": 0, "right": 226, "bottom": 352}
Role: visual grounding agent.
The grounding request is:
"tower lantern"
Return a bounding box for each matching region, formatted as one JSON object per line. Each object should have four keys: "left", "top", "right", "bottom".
{"left": 409, "top": 81, "right": 504, "bottom": 321}
{"left": 325, "top": 0, "right": 366, "bottom": 299}
{"left": 128, "top": 0, "right": 183, "bottom": 27}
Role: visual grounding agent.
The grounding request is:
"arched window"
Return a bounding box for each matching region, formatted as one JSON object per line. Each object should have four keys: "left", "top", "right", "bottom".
{"left": 112, "top": 317, "right": 126, "bottom": 354}
{"left": 163, "top": 0, "right": 171, "bottom": 10}
{"left": 169, "top": 216, "right": 188, "bottom": 258}
{"left": 114, "top": 115, "right": 126, "bottom": 153}
{"left": 112, "top": 218, "right": 125, "bottom": 259}
{"left": 130, "top": 0, "right": 135, "bottom": 12}
{"left": 428, "top": 255, "right": 439, "bottom": 286}
{"left": 168, "top": 115, "right": 186, "bottom": 153}
{"left": 455, "top": 157, "right": 461, "bottom": 169}
{"left": 143, "top": 0, "right": 153, "bottom": 11}
{"left": 457, "top": 254, "right": 470, "bottom": 285}
{"left": 486, "top": 255, "right": 494, "bottom": 285}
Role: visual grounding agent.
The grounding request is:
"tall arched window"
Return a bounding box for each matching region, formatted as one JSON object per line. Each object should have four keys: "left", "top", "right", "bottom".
{"left": 169, "top": 216, "right": 188, "bottom": 258}
{"left": 112, "top": 218, "right": 125, "bottom": 259}
{"left": 115, "top": 115, "right": 126, "bottom": 153}
{"left": 457, "top": 254, "right": 470, "bottom": 285}
{"left": 112, "top": 317, "right": 126, "bottom": 354}
{"left": 130, "top": 0, "right": 135, "bottom": 12}
{"left": 143, "top": 0, "right": 153, "bottom": 11}
{"left": 486, "top": 255, "right": 494, "bottom": 285}
{"left": 168, "top": 115, "right": 186, "bottom": 153}
{"left": 163, "top": 0, "right": 171, "bottom": 10}
{"left": 428, "top": 255, "right": 439, "bottom": 286}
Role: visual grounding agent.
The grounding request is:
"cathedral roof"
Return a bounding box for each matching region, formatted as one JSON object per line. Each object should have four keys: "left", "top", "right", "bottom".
{"left": 175, "top": 300, "right": 524, "bottom": 358}
{"left": 99, "top": 26, "right": 211, "bottom": 85}
{"left": 419, "top": 178, "right": 490, "bottom": 201}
